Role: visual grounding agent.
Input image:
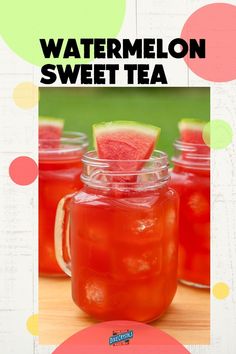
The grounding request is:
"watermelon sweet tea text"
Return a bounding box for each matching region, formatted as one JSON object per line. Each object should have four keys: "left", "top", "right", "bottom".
{"left": 40, "top": 38, "right": 205, "bottom": 85}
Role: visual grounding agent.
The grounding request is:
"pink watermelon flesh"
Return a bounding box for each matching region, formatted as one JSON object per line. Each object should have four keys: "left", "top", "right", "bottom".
{"left": 97, "top": 131, "right": 155, "bottom": 161}
{"left": 39, "top": 119, "right": 64, "bottom": 149}
{"left": 178, "top": 119, "right": 210, "bottom": 156}
{"left": 180, "top": 128, "right": 205, "bottom": 145}
{"left": 94, "top": 122, "right": 160, "bottom": 183}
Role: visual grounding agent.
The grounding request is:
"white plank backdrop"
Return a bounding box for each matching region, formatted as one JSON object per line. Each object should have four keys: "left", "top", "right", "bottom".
{"left": 0, "top": 0, "right": 236, "bottom": 353}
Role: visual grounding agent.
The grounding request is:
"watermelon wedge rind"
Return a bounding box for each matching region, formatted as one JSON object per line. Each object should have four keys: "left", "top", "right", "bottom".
{"left": 93, "top": 120, "right": 161, "bottom": 152}
{"left": 178, "top": 118, "right": 206, "bottom": 132}
{"left": 39, "top": 116, "right": 64, "bottom": 129}
{"left": 176, "top": 118, "right": 210, "bottom": 163}
{"left": 178, "top": 118, "right": 209, "bottom": 145}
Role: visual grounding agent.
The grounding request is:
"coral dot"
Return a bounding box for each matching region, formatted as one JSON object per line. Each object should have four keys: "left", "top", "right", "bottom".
{"left": 212, "top": 282, "right": 230, "bottom": 300}
{"left": 52, "top": 321, "right": 189, "bottom": 354}
{"left": 26, "top": 314, "right": 38, "bottom": 336}
{"left": 202, "top": 119, "right": 233, "bottom": 149}
{"left": 13, "top": 82, "right": 38, "bottom": 109}
{"left": 9, "top": 156, "right": 38, "bottom": 185}
{"left": 181, "top": 4, "right": 236, "bottom": 82}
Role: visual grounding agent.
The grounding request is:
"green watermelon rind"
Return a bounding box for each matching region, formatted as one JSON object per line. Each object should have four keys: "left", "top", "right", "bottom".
{"left": 93, "top": 120, "right": 161, "bottom": 149}
{"left": 39, "top": 116, "right": 64, "bottom": 128}
{"left": 178, "top": 118, "right": 207, "bottom": 132}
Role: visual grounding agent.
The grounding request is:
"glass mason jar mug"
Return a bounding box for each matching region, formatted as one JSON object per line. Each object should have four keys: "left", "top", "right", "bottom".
{"left": 55, "top": 150, "right": 179, "bottom": 322}
{"left": 39, "top": 132, "right": 88, "bottom": 276}
{"left": 170, "top": 140, "right": 210, "bottom": 288}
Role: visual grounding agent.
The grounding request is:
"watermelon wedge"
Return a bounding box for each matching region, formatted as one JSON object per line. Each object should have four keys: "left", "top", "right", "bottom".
{"left": 39, "top": 117, "right": 64, "bottom": 148}
{"left": 94, "top": 121, "right": 160, "bottom": 160}
{"left": 178, "top": 118, "right": 210, "bottom": 159}
{"left": 93, "top": 121, "right": 160, "bottom": 181}
{"left": 178, "top": 118, "right": 207, "bottom": 144}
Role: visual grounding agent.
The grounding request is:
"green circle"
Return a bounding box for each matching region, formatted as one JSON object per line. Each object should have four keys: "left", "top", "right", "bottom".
{"left": 203, "top": 119, "right": 233, "bottom": 149}
{"left": 0, "top": 0, "right": 126, "bottom": 66}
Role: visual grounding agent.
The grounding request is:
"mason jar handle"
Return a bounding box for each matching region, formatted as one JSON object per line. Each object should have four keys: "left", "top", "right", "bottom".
{"left": 54, "top": 193, "right": 74, "bottom": 277}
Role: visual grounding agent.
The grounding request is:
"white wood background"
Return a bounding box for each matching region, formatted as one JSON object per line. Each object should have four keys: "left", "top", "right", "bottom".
{"left": 0, "top": 1, "right": 236, "bottom": 353}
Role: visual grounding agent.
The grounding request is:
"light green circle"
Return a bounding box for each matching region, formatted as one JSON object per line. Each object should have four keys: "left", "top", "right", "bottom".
{"left": 203, "top": 119, "right": 233, "bottom": 149}
{"left": 0, "top": 0, "right": 126, "bottom": 66}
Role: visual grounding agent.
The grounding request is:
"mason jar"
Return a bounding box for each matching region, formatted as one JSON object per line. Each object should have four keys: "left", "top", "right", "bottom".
{"left": 55, "top": 150, "right": 179, "bottom": 322}
{"left": 170, "top": 140, "right": 210, "bottom": 288}
{"left": 39, "top": 132, "right": 88, "bottom": 276}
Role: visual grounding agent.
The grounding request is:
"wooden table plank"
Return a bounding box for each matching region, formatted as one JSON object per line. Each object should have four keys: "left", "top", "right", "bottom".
{"left": 39, "top": 277, "right": 210, "bottom": 345}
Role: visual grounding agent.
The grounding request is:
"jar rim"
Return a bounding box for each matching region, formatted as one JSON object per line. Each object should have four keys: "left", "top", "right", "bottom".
{"left": 82, "top": 149, "right": 168, "bottom": 165}
{"left": 174, "top": 139, "right": 210, "bottom": 151}
{"left": 81, "top": 150, "right": 170, "bottom": 191}
{"left": 172, "top": 139, "right": 210, "bottom": 170}
{"left": 39, "top": 131, "right": 88, "bottom": 159}
{"left": 39, "top": 131, "right": 88, "bottom": 145}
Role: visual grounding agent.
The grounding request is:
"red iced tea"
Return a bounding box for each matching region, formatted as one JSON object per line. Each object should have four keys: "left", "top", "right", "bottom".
{"left": 170, "top": 140, "right": 210, "bottom": 287}
{"left": 39, "top": 132, "right": 88, "bottom": 275}
{"left": 55, "top": 151, "right": 179, "bottom": 321}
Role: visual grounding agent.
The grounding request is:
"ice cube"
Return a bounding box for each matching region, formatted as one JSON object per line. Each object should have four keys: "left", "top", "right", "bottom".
{"left": 123, "top": 257, "right": 151, "bottom": 273}
{"left": 132, "top": 217, "right": 162, "bottom": 235}
{"left": 123, "top": 251, "right": 161, "bottom": 275}
{"left": 85, "top": 281, "right": 105, "bottom": 305}
{"left": 135, "top": 218, "right": 155, "bottom": 232}
{"left": 165, "top": 208, "right": 176, "bottom": 226}
{"left": 188, "top": 193, "right": 209, "bottom": 216}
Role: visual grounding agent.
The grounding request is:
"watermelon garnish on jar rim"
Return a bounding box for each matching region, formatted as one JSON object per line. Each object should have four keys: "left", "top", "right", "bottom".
{"left": 178, "top": 118, "right": 207, "bottom": 144}
{"left": 178, "top": 118, "right": 210, "bottom": 158}
{"left": 39, "top": 117, "right": 64, "bottom": 148}
{"left": 93, "top": 121, "right": 161, "bottom": 182}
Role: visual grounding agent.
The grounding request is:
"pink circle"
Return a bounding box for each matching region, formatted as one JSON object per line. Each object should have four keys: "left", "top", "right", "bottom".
{"left": 53, "top": 321, "right": 189, "bottom": 354}
{"left": 9, "top": 156, "right": 38, "bottom": 185}
{"left": 181, "top": 3, "right": 236, "bottom": 82}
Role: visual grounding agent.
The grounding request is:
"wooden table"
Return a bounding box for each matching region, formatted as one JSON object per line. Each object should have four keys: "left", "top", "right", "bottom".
{"left": 39, "top": 277, "right": 210, "bottom": 345}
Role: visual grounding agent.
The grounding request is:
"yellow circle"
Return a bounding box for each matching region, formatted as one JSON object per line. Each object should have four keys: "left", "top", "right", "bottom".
{"left": 212, "top": 282, "right": 230, "bottom": 299}
{"left": 26, "top": 314, "right": 38, "bottom": 336}
{"left": 13, "top": 82, "right": 38, "bottom": 109}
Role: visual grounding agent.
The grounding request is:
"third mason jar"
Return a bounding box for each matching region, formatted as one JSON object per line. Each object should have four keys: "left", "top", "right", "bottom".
{"left": 170, "top": 139, "right": 210, "bottom": 288}
{"left": 39, "top": 131, "right": 88, "bottom": 276}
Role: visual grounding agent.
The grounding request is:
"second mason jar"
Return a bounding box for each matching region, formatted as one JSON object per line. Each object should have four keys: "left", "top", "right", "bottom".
{"left": 170, "top": 140, "right": 210, "bottom": 288}
{"left": 39, "top": 132, "right": 88, "bottom": 276}
{"left": 55, "top": 150, "right": 179, "bottom": 322}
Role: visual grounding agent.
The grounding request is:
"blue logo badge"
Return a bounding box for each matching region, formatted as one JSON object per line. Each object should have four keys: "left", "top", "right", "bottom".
{"left": 109, "top": 329, "right": 134, "bottom": 346}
